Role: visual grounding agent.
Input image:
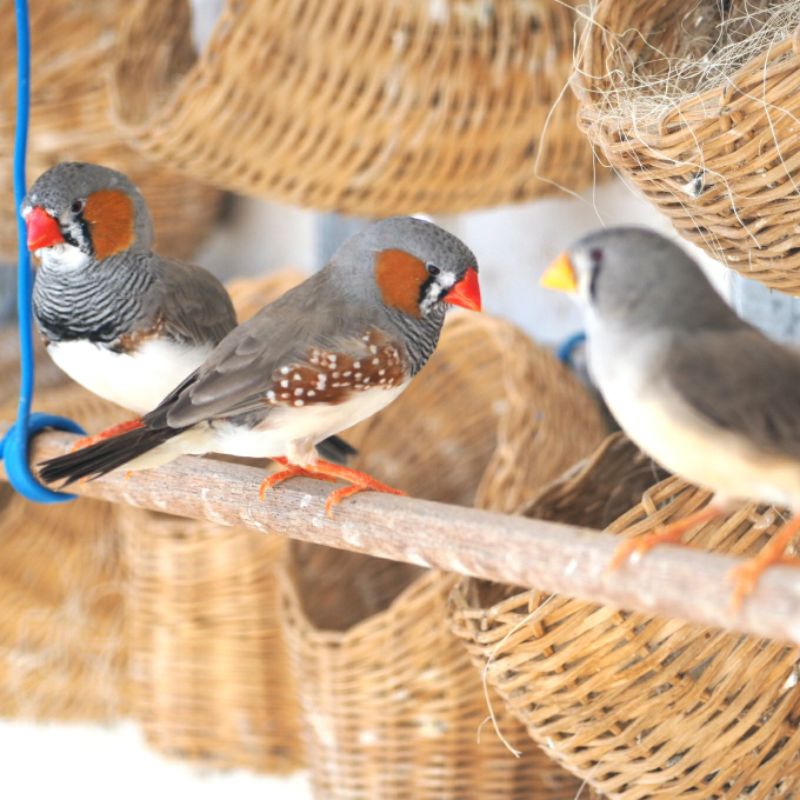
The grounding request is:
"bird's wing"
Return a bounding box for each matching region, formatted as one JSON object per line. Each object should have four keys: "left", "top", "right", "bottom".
{"left": 143, "top": 275, "right": 403, "bottom": 429}
{"left": 664, "top": 327, "right": 800, "bottom": 460}
{"left": 149, "top": 258, "right": 237, "bottom": 348}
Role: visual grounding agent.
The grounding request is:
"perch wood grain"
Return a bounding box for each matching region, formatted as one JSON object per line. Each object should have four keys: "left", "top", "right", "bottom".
{"left": 4, "top": 426, "right": 800, "bottom": 646}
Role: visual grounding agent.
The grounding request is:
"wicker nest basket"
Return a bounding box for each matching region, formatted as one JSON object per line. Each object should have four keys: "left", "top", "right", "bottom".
{"left": 117, "top": 271, "right": 312, "bottom": 772}
{"left": 277, "top": 310, "right": 605, "bottom": 798}
{"left": 0, "top": 350, "right": 129, "bottom": 721}
{"left": 451, "top": 434, "right": 800, "bottom": 799}
{"left": 120, "top": 511, "right": 301, "bottom": 773}
{"left": 109, "top": 0, "right": 598, "bottom": 215}
{"left": 576, "top": 0, "right": 800, "bottom": 293}
{"left": 0, "top": 0, "right": 222, "bottom": 261}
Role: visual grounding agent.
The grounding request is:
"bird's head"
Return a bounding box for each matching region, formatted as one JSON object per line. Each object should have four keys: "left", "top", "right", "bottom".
{"left": 333, "top": 216, "right": 481, "bottom": 319}
{"left": 540, "top": 227, "right": 716, "bottom": 331}
{"left": 22, "top": 162, "right": 153, "bottom": 269}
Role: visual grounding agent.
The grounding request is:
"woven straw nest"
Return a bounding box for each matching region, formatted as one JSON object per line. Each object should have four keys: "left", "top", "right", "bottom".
{"left": 451, "top": 433, "right": 800, "bottom": 799}
{"left": 0, "top": 333, "right": 129, "bottom": 721}
{"left": 0, "top": 0, "right": 222, "bottom": 262}
{"left": 576, "top": 0, "right": 800, "bottom": 293}
{"left": 276, "top": 305, "right": 605, "bottom": 798}
{"left": 117, "top": 271, "right": 311, "bottom": 773}
{"left": 109, "top": 0, "right": 599, "bottom": 216}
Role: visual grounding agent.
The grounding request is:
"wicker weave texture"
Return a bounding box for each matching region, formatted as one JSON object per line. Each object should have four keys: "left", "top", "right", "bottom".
{"left": 118, "top": 271, "right": 311, "bottom": 772}
{"left": 451, "top": 435, "right": 800, "bottom": 799}
{"left": 576, "top": 0, "right": 800, "bottom": 293}
{"left": 0, "top": 351, "right": 129, "bottom": 721}
{"left": 122, "top": 512, "right": 301, "bottom": 772}
{"left": 0, "top": 0, "right": 222, "bottom": 261}
{"left": 110, "top": 0, "right": 598, "bottom": 215}
{"left": 280, "top": 546, "right": 585, "bottom": 800}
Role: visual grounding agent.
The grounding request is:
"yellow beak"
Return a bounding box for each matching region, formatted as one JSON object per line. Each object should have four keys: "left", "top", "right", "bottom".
{"left": 540, "top": 252, "right": 578, "bottom": 294}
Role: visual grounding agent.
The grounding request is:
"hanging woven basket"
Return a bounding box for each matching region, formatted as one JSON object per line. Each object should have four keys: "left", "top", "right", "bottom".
{"left": 450, "top": 434, "right": 800, "bottom": 799}
{"left": 576, "top": 0, "right": 800, "bottom": 293}
{"left": 0, "top": 355, "right": 129, "bottom": 721}
{"left": 0, "top": 0, "right": 222, "bottom": 261}
{"left": 277, "top": 307, "right": 604, "bottom": 798}
{"left": 121, "top": 511, "right": 302, "bottom": 773}
{"left": 116, "top": 270, "right": 312, "bottom": 772}
{"left": 279, "top": 544, "right": 585, "bottom": 800}
{"left": 109, "top": 0, "right": 598, "bottom": 216}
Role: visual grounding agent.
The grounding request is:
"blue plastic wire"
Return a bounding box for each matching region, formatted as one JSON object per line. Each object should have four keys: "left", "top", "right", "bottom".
{"left": 0, "top": 0, "right": 84, "bottom": 503}
{"left": 556, "top": 331, "right": 587, "bottom": 366}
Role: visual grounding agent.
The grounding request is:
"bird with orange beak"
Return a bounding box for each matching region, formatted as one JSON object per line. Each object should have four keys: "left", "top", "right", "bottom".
{"left": 24, "top": 161, "right": 358, "bottom": 463}
{"left": 39, "top": 216, "right": 481, "bottom": 513}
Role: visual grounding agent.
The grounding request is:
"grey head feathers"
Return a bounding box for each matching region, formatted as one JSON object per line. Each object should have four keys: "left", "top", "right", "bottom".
{"left": 24, "top": 161, "right": 154, "bottom": 254}
{"left": 568, "top": 227, "right": 741, "bottom": 334}
{"left": 330, "top": 216, "right": 478, "bottom": 314}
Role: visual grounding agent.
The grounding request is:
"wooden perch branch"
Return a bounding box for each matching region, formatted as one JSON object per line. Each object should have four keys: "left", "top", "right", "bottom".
{"left": 3, "top": 425, "right": 800, "bottom": 646}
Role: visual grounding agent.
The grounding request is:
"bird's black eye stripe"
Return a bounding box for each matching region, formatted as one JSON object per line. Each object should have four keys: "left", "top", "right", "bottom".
{"left": 588, "top": 248, "right": 603, "bottom": 300}
{"left": 426, "top": 263, "right": 440, "bottom": 276}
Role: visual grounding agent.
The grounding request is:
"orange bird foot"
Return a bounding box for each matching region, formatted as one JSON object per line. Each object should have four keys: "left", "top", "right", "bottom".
{"left": 608, "top": 504, "right": 723, "bottom": 571}
{"left": 70, "top": 418, "right": 144, "bottom": 452}
{"left": 728, "top": 514, "right": 800, "bottom": 612}
{"left": 259, "top": 457, "right": 406, "bottom": 515}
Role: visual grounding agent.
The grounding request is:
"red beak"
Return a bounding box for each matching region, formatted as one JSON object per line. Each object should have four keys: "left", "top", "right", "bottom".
{"left": 26, "top": 206, "right": 64, "bottom": 250}
{"left": 443, "top": 267, "right": 481, "bottom": 312}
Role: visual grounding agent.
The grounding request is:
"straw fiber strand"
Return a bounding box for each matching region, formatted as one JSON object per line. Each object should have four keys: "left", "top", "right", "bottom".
{"left": 451, "top": 434, "right": 800, "bottom": 799}
{"left": 0, "top": 361, "right": 129, "bottom": 721}
{"left": 110, "top": 0, "right": 598, "bottom": 215}
{"left": 0, "top": 0, "right": 222, "bottom": 261}
{"left": 279, "top": 311, "right": 604, "bottom": 798}
{"left": 576, "top": 0, "right": 800, "bottom": 293}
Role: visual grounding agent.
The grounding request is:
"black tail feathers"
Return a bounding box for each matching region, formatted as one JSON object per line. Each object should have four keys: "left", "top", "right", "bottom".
{"left": 317, "top": 435, "right": 357, "bottom": 465}
{"left": 38, "top": 425, "right": 181, "bottom": 486}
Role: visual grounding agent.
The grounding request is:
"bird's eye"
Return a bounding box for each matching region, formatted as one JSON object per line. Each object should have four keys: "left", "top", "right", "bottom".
{"left": 589, "top": 248, "right": 603, "bottom": 264}
{"left": 427, "top": 263, "right": 440, "bottom": 276}
{"left": 71, "top": 199, "right": 85, "bottom": 214}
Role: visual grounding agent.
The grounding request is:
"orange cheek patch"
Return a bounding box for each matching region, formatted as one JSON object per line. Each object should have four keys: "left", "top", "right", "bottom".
{"left": 374, "top": 249, "right": 428, "bottom": 318}
{"left": 84, "top": 189, "right": 135, "bottom": 259}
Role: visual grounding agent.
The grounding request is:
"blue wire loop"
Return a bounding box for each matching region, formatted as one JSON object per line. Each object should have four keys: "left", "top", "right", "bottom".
{"left": 0, "top": 0, "right": 84, "bottom": 503}
{"left": 557, "top": 331, "right": 587, "bottom": 367}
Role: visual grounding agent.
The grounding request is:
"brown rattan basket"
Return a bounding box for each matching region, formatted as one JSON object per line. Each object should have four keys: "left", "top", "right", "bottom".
{"left": 0, "top": 0, "right": 222, "bottom": 261}
{"left": 116, "top": 271, "right": 311, "bottom": 771}
{"left": 450, "top": 434, "right": 800, "bottom": 799}
{"left": 0, "top": 366, "right": 129, "bottom": 721}
{"left": 278, "top": 309, "right": 605, "bottom": 798}
{"left": 121, "top": 511, "right": 301, "bottom": 773}
{"left": 109, "top": 0, "right": 598, "bottom": 215}
{"left": 279, "top": 544, "right": 587, "bottom": 799}
{"left": 576, "top": 0, "right": 800, "bottom": 293}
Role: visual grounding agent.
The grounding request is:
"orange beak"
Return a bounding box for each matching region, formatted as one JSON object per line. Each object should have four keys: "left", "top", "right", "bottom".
{"left": 444, "top": 267, "right": 481, "bottom": 312}
{"left": 26, "top": 206, "right": 64, "bottom": 251}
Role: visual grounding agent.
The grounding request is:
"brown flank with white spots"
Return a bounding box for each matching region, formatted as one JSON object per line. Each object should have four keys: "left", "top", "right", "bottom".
{"left": 264, "top": 329, "right": 408, "bottom": 408}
